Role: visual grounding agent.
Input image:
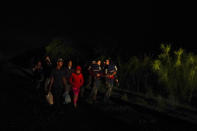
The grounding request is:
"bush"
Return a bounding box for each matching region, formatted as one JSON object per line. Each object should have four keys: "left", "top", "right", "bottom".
{"left": 118, "top": 43, "right": 197, "bottom": 107}
{"left": 45, "top": 38, "right": 80, "bottom": 62}
{"left": 44, "top": 38, "right": 197, "bottom": 108}
{"left": 156, "top": 95, "right": 167, "bottom": 110}
{"left": 121, "top": 93, "right": 128, "bottom": 102}
{"left": 151, "top": 44, "right": 197, "bottom": 104}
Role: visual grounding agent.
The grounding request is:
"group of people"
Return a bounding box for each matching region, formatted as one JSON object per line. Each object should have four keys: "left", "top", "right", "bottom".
{"left": 87, "top": 59, "right": 118, "bottom": 103}
{"left": 32, "top": 56, "right": 118, "bottom": 109}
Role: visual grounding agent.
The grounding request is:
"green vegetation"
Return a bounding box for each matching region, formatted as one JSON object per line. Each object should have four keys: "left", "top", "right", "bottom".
{"left": 45, "top": 38, "right": 197, "bottom": 109}
{"left": 152, "top": 44, "right": 197, "bottom": 104}
{"left": 45, "top": 38, "right": 80, "bottom": 61}
{"left": 120, "top": 44, "right": 197, "bottom": 109}
{"left": 121, "top": 93, "right": 129, "bottom": 102}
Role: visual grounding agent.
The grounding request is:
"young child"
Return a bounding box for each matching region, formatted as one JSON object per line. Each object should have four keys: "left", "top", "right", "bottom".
{"left": 69, "top": 66, "right": 84, "bottom": 108}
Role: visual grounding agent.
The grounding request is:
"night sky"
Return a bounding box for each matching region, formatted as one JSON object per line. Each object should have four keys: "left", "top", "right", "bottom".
{"left": 2, "top": 2, "right": 197, "bottom": 60}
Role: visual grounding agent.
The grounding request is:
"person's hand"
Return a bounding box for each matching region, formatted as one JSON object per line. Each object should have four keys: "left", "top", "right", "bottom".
{"left": 44, "top": 88, "right": 49, "bottom": 95}
{"left": 47, "top": 87, "right": 52, "bottom": 94}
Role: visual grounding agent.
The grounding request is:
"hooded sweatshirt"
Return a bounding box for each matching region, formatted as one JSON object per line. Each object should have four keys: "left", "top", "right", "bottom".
{"left": 69, "top": 66, "right": 84, "bottom": 88}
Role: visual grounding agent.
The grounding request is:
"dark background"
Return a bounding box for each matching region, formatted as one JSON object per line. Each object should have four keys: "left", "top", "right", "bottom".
{"left": 1, "top": 2, "right": 197, "bottom": 60}
{"left": 2, "top": 3, "right": 151, "bottom": 59}
{"left": 2, "top": 3, "right": 197, "bottom": 130}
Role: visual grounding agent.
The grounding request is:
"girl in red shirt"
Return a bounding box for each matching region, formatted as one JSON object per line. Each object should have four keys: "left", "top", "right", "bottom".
{"left": 69, "top": 66, "right": 84, "bottom": 108}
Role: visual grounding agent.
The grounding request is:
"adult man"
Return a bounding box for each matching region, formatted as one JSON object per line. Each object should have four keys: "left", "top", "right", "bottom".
{"left": 89, "top": 60, "right": 103, "bottom": 103}
{"left": 87, "top": 60, "right": 97, "bottom": 89}
{"left": 32, "top": 61, "right": 45, "bottom": 104}
{"left": 104, "top": 59, "right": 118, "bottom": 102}
{"left": 32, "top": 61, "right": 44, "bottom": 89}
{"left": 43, "top": 56, "right": 53, "bottom": 92}
{"left": 48, "top": 58, "right": 66, "bottom": 108}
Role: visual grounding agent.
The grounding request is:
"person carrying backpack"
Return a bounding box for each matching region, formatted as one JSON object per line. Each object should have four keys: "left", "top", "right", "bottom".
{"left": 89, "top": 59, "right": 102, "bottom": 103}
{"left": 104, "top": 59, "right": 118, "bottom": 102}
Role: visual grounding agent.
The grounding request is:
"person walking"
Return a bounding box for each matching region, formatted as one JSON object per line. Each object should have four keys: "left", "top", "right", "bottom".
{"left": 47, "top": 58, "right": 67, "bottom": 109}
{"left": 89, "top": 59, "right": 102, "bottom": 103}
{"left": 63, "top": 60, "right": 74, "bottom": 104}
{"left": 104, "top": 59, "right": 118, "bottom": 102}
{"left": 43, "top": 56, "right": 53, "bottom": 94}
{"left": 69, "top": 66, "right": 84, "bottom": 108}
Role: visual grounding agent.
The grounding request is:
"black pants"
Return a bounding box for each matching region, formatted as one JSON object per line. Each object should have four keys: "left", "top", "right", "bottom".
{"left": 51, "top": 87, "right": 64, "bottom": 108}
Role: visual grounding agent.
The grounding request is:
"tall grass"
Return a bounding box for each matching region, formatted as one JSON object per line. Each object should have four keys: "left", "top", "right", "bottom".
{"left": 45, "top": 39, "right": 197, "bottom": 107}
{"left": 45, "top": 38, "right": 80, "bottom": 62}
{"left": 117, "top": 43, "right": 197, "bottom": 107}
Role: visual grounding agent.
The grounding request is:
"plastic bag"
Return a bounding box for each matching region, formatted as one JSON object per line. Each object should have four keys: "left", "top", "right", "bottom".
{"left": 63, "top": 92, "right": 71, "bottom": 104}
{"left": 46, "top": 92, "right": 54, "bottom": 105}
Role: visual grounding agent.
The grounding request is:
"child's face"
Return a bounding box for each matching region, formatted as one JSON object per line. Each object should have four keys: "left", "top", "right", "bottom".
{"left": 76, "top": 69, "right": 81, "bottom": 74}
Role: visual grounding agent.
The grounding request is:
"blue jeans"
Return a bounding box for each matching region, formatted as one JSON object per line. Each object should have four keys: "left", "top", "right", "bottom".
{"left": 105, "top": 79, "right": 114, "bottom": 98}
{"left": 90, "top": 79, "right": 101, "bottom": 100}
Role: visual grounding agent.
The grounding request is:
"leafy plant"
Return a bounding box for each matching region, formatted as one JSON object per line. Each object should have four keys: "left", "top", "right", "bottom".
{"left": 44, "top": 39, "right": 197, "bottom": 109}
{"left": 121, "top": 93, "right": 128, "bottom": 102}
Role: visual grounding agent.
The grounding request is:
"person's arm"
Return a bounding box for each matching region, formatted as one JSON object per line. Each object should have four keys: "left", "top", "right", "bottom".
{"left": 62, "top": 76, "right": 67, "bottom": 92}
{"left": 69, "top": 74, "right": 74, "bottom": 86}
{"left": 48, "top": 76, "right": 54, "bottom": 92}
{"left": 105, "top": 69, "right": 110, "bottom": 78}
{"left": 80, "top": 74, "right": 84, "bottom": 86}
{"left": 88, "top": 65, "right": 92, "bottom": 72}
{"left": 112, "top": 71, "right": 117, "bottom": 76}
{"left": 32, "top": 66, "right": 38, "bottom": 74}
{"left": 115, "top": 66, "right": 118, "bottom": 72}
{"left": 40, "top": 70, "right": 44, "bottom": 82}
{"left": 112, "top": 66, "right": 118, "bottom": 76}
{"left": 97, "top": 67, "right": 102, "bottom": 77}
